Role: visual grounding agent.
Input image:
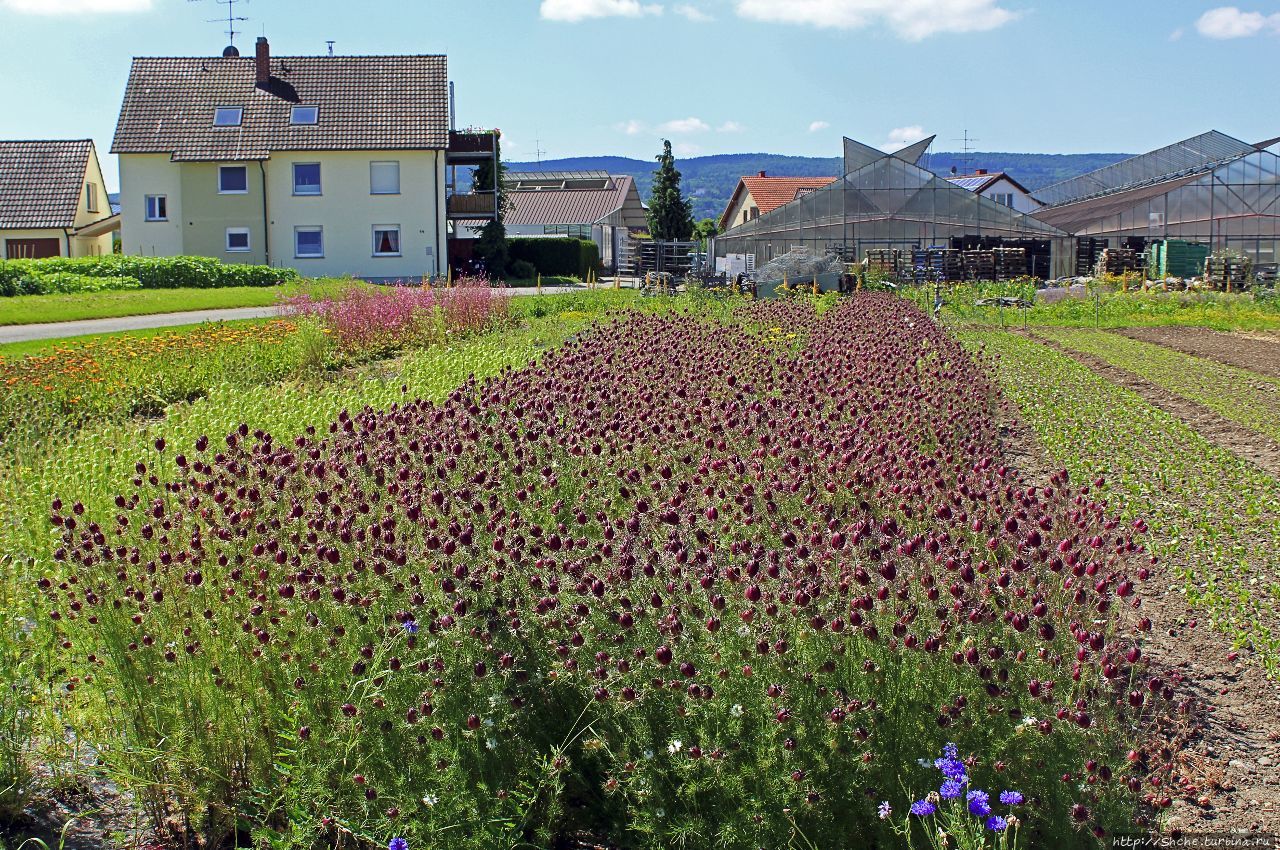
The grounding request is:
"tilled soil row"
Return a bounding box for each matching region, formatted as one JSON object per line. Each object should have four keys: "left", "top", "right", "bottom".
{"left": 1118, "top": 327, "right": 1280, "bottom": 383}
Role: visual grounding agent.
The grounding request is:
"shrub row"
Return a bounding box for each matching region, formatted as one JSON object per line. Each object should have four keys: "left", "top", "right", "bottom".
{"left": 508, "top": 237, "right": 602, "bottom": 280}
{"left": 0, "top": 256, "right": 298, "bottom": 296}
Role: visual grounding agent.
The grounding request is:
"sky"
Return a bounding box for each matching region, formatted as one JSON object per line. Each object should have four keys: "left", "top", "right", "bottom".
{"left": 1, "top": 0, "right": 1278, "bottom": 192}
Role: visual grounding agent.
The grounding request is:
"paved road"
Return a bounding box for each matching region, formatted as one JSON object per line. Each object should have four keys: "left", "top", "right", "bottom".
{"left": 0, "top": 285, "right": 596, "bottom": 344}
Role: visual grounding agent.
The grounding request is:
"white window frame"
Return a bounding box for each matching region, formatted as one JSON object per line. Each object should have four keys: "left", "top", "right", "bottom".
{"left": 290, "top": 105, "right": 318, "bottom": 125}
{"left": 370, "top": 161, "right": 401, "bottom": 195}
{"left": 219, "top": 165, "right": 249, "bottom": 194}
{"left": 292, "top": 162, "right": 322, "bottom": 196}
{"left": 294, "top": 226, "right": 324, "bottom": 259}
{"left": 225, "top": 227, "right": 251, "bottom": 253}
{"left": 144, "top": 195, "right": 167, "bottom": 222}
{"left": 213, "top": 106, "right": 243, "bottom": 127}
{"left": 86, "top": 182, "right": 98, "bottom": 213}
{"left": 372, "top": 225, "right": 402, "bottom": 257}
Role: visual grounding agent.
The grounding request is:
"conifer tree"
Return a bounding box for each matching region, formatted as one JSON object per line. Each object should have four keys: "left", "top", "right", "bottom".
{"left": 647, "top": 140, "right": 694, "bottom": 241}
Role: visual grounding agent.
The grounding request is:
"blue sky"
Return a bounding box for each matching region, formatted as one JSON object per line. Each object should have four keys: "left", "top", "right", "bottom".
{"left": 1, "top": 0, "right": 1277, "bottom": 191}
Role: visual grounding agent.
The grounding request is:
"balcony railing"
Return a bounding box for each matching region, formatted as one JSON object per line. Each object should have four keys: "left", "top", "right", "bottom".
{"left": 447, "top": 131, "right": 498, "bottom": 158}
{"left": 447, "top": 192, "right": 498, "bottom": 218}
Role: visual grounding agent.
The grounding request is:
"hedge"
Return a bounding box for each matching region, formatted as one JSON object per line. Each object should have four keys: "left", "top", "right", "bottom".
{"left": 12, "top": 272, "right": 142, "bottom": 296}
{"left": 0, "top": 256, "right": 299, "bottom": 297}
{"left": 508, "top": 238, "right": 602, "bottom": 281}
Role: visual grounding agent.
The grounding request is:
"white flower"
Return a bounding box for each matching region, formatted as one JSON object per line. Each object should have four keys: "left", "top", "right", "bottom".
{"left": 643, "top": 748, "right": 655, "bottom": 760}
{"left": 486, "top": 737, "right": 498, "bottom": 750}
{"left": 1021, "top": 716, "right": 1038, "bottom": 727}
{"left": 917, "top": 758, "right": 930, "bottom": 767}
{"left": 483, "top": 717, "right": 495, "bottom": 728}
{"left": 655, "top": 808, "right": 665, "bottom": 818}
{"left": 737, "top": 625, "right": 751, "bottom": 636}
{"left": 422, "top": 794, "right": 438, "bottom": 807}
{"left": 730, "top": 703, "right": 745, "bottom": 718}
{"left": 667, "top": 740, "right": 682, "bottom": 754}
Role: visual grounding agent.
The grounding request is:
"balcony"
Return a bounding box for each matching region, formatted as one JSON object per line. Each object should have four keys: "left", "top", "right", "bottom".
{"left": 447, "top": 131, "right": 498, "bottom": 162}
{"left": 447, "top": 192, "right": 498, "bottom": 220}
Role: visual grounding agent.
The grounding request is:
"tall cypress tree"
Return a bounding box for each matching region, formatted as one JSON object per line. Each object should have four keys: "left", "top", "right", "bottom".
{"left": 647, "top": 140, "right": 694, "bottom": 241}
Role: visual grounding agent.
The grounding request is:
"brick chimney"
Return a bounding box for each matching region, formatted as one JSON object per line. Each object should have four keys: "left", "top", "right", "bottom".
{"left": 758, "top": 170, "right": 767, "bottom": 178}
{"left": 255, "top": 37, "right": 270, "bottom": 86}
{"left": 975, "top": 168, "right": 988, "bottom": 175}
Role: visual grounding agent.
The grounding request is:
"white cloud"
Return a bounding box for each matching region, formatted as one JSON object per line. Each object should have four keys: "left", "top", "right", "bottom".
{"left": 658, "top": 116, "right": 711, "bottom": 133}
{"left": 0, "top": 0, "right": 150, "bottom": 12}
{"left": 735, "top": 0, "right": 1017, "bottom": 40}
{"left": 1169, "top": 27, "right": 1185, "bottom": 41}
{"left": 717, "top": 121, "right": 745, "bottom": 133}
{"left": 615, "top": 119, "right": 646, "bottom": 135}
{"left": 1195, "top": 6, "right": 1280, "bottom": 38}
{"left": 808, "top": 120, "right": 831, "bottom": 133}
{"left": 674, "top": 3, "right": 713, "bottom": 20}
{"left": 541, "top": 0, "right": 663, "bottom": 21}
{"left": 674, "top": 142, "right": 702, "bottom": 157}
{"left": 881, "top": 125, "right": 928, "bottom": 150}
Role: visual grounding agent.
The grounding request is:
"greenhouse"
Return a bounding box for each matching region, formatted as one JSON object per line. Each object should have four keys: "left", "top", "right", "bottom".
{"left": 1032, "top": 130, "right": 1280, "bottom": 271}
{"left": 713, "top": 135, "right": 1072, "bottom": 279}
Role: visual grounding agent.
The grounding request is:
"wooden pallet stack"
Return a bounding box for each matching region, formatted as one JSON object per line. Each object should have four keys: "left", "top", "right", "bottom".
{"left": 1075, "top": 238, "right": 1106, "bottom": 277}
{"left": 1095, "top": 248, "right": 1142, "bottom": 277}
{"left": 993, "top": 248, "right": 1027, "bottom": 281}
{"left": 908, "top": 248, "right": 965, "bottom": 282}
{"left": 1204, "top": 255, "right": 1252, "bottom": 290}
{"left": 866, "top": 248, "right": 904, "bottom": 281}
{"left": 963, "top": 249, "right": 996, "bottom": 281}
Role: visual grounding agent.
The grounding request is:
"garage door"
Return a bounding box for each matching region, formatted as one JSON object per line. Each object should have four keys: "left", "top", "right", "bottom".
{"left": 5, "top": 238, "right": 62, "bottom": 259}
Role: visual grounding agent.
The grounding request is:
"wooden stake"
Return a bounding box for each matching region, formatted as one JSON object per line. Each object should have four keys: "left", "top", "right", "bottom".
{"left": 537, "top": 274, "right": 542, "bottom": 295}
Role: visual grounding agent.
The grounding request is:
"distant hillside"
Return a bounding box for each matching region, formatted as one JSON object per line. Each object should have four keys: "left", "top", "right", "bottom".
{"left": 506, "top": 152, "right": 1133, "bottom": 222}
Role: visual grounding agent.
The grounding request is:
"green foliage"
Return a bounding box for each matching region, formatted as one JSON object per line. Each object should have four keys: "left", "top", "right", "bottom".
{"left": 508, "top": 238, "right": 600, "bottom": 280}
{"left": 0, "top": 256, "right": 297, "bottom": 297}
{"left": 508, "top": 260, "right": 537, "bottom": 281}
{"left": 692, "top": 218, "right": 718, "bottom": 249}
{"left": 469, "top": 133, "right": 510, "bottom": 277}
{"left": 962, "top": 330, "right": 1280, "bottom": 672}
{"left": 647, "top": 140, "right": 694, "bottom": 242}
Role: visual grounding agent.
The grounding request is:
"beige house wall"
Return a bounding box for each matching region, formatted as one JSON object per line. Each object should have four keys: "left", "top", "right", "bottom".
{"left": 120, "top": 154, "right": 185, "bottom": 257}
{"left": 722, "top": 190, "right": 760, "bottom": 231}
{"left": 71, "top": 147, "right": 115, "bottom": 256}
{"left": 181, "top": 162, "right": 267, "bottom": 264}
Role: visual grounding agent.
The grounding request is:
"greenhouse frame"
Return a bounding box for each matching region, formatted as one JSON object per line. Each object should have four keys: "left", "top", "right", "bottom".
{"left": 1032, "top": 130, "right": 1280, "bottom": 270}
{"left": 712, "top": 135, "right": 1073, "bottom": 279}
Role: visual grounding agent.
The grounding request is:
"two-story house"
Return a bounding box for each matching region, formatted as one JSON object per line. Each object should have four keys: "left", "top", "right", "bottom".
{"left": 0, "top": 139, "right": 117, "bottom": 259}
{"left": 944, "top": 170, "right": 1043, "bottom": 214}
{"left": 112, "top": 38, "right": 496, "bottom": 279}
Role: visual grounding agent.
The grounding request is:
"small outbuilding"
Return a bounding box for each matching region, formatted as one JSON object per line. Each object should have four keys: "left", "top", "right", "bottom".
{"left": 0, "top": 139, "right": 118, "bottom": 259}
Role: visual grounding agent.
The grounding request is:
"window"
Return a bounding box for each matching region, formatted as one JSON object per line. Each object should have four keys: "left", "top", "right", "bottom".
{"left": 373, "top": 225, "right": 401, "bottom": 256}
{"left": 750, "top": 206, "right": 760, "bottom": 220}
{"left": 290, "top": 106, "right": 318, "bottom": 125}
{"left": 144, "top": 195, "right": 167, "bottom": 221}
{"left": 295, "top": 227, "right": 323, "bottom": 258}
{"left": 219, "top": 165, "right": 248, "bottom": 194}
{"left": 545, "top": 224, "right": 592, "bottom": 240}
{"left": 225, "top": 227, "right": 251, "bottom": 253}
{"left": 293, "top": 163, "right": 321, "bottom": 195}
{"left": 990, "top": 192, "right": 1014, "bottom": 208}
{"left": 86, "top": 182, "right": 98, "bottom": 213}
{"left": 370, "top": 161, "right": 400, "bottom": 195}
{"left": 214, "top": 107, "right": 243, "bottom": 127}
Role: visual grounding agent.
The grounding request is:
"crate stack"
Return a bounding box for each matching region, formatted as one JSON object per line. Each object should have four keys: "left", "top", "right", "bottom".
{"left": 1075, "top": 239, "right": 1106, "bottom": 277}
{"left": 993, "top": 248, "right": 1027, "bottom": 281}
{"left": 1204, "top": 255, "right": 1252, "bottom": 290}
{"left": 1147, "top": 240, "right": 1209, "bottom": 279}
{"left": 1095, "top": 248, "right": 1142, "bottom": 277}
{"left": 962, "top": 249, "right": 996, "bottom": 281}
{"left": 866, "top": 248, "right": 904, "bottom": 281}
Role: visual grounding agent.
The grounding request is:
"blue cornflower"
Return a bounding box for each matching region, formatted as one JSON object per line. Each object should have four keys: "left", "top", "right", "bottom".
{"left": 910, "top": 800, "right": 937, "bottom": 817}
{"left": 942, "top": 743, "right": 959, "bottom": 760}
{"left": 935, "top": 755, "right": 967, "bottom": 781}
{"left": 940, "top": 778, "right": 964, "bottom": 800}
{"left": 403, "top": 621, "right": 419, "bottom": 634}
{"left": 1000, "top": 790, "right": 1024, "bottom": 806}
{"left": 967, "top": 789, "right": 992, "bottom": 818}
{"left": 878, "top": 801, "right": 892, "bottom": 820}
{"left": 986, "top": 816, "right": 1008, "bottom": 832}
{"left": 389, "top": 839, "right": 409, "bottom": 850}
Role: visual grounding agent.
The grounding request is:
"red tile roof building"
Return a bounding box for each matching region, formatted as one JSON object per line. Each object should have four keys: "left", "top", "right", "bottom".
{"left": 718, "top": 173, "right": 839, "bottom": 232}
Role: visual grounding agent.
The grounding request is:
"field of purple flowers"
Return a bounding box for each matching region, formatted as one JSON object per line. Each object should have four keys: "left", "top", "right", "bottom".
{"left": 38, "top": 294, "right": 1176, "bottom": 849}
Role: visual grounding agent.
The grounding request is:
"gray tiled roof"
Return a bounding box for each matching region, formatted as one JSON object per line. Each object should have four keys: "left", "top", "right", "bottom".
{"left": 506, "top": 176, "right": 640, "bottom": 227}
{"left": 111, "top": 54, "right": 449, "bottom": 160}
{"left": 0, "top": 139, "right": 93, "bottom": 229}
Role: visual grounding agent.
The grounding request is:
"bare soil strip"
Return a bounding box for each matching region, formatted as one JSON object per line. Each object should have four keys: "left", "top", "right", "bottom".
{"left": 994, "top": 392, "right": 1280, "bottom": 835}
{"left": 1028, "top": 332, "right": 1280, "bottom": 480}
{"left": 1118, "top": 327, "right": 1280, "bottom": 382}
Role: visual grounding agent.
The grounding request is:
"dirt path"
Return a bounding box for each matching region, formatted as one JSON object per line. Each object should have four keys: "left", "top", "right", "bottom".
{"left": 994, "top": 392, "right": 1280, "bottom": 835}
{"left": 1118, "top": 327, "right": 1280, "bottom": 382}
{"left": 1028, "top": 332, "right": 1280, "bottom": 480}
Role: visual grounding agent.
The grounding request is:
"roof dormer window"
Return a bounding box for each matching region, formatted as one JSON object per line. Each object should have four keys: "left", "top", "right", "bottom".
{"left": 291, "top": 106, "right": 318, "bottom": 125}
{"left": 214, "top": 107, "right": 243, "bottom": 127}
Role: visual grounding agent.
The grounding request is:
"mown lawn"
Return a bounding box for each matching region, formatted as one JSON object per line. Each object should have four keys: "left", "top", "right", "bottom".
{"left": 0, "top": 278, "right": 369, "bottom": 326}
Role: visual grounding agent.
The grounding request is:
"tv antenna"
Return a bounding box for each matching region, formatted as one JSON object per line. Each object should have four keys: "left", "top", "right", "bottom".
{"left": 189, "top": 0, "right": 250, "bottom": 50}
{"left": 534, "top": 132, "right": 546, "bottom": 164}
{"left": 953, "top": 127, "right": 979, "bottom": 172}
